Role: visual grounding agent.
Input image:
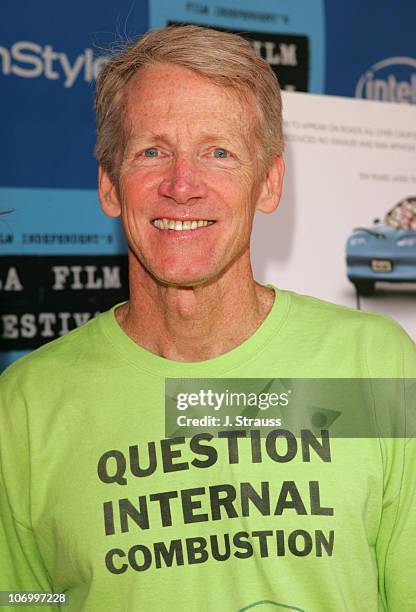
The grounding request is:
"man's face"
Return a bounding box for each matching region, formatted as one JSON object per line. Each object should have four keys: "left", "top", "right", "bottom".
{"left": 100, "top": 63, "right": 283, "bottom": 286}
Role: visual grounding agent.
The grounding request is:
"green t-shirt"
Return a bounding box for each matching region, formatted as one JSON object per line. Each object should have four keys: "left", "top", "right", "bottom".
{"left": 0, "top": 288, "right": 415, "bottom": 612}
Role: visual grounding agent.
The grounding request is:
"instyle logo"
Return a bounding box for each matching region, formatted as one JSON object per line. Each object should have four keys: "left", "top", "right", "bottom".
{"left": 355, "top": 56, "right": 416, "bottom": 104}
{"left": 0, "top": 41, "right": 108, "bottom": 88}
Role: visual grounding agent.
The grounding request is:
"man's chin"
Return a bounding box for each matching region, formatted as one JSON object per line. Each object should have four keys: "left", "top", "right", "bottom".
{"left": 130, "top": 250, "right": 222, "bottom": 288}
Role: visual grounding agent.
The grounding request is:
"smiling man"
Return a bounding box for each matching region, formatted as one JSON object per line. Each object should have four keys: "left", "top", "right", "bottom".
{"left": 1, "top": 25, "right": 416, "bottom": 612}
{"left": 96, "top": 35, "right": 284, "bottom": 362}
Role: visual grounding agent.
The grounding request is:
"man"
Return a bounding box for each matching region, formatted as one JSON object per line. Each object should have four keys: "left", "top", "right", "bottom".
{"left": 1, "top": 25, "right": 415, "bottom": 612}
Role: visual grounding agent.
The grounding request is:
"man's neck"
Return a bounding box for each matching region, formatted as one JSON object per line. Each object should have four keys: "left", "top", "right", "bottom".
{"left": 115, "top": 258, "right": 275, "bottom": 362}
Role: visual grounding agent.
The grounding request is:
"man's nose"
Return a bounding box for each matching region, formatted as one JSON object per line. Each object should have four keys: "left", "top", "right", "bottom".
{"left": 158, "top": 156, "right": 208, "bottom": 203}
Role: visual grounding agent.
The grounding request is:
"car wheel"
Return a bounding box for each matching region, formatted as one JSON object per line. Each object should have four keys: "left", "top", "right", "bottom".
{"left": 353, "top": 280, "right": 375, "bottom": 296}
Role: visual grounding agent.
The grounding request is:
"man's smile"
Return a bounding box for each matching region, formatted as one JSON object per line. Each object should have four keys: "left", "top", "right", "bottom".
{"left": 151, "top": 218, "right": 216, "bottom": 231}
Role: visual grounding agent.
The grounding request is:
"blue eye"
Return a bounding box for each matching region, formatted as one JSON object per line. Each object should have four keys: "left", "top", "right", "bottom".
{"left": 213, "top": 148, "right": 230, "bottom": 159}
{"left": 144, "top": 148, "right": 159, "bottom": 157}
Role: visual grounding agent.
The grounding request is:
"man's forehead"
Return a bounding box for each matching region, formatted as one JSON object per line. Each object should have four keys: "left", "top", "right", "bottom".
{"left": 122, "top": 63, "right": 258, "bottom": 141}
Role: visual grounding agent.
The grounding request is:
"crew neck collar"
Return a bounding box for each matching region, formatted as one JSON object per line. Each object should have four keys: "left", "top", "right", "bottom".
{"left": 98, "top": 286, "right": 290, "bottom": 377}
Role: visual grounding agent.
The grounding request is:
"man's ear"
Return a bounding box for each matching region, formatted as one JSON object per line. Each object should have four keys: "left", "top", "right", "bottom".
{"left": 98, "top": 165, "right": 122, "bottom": 218}
{"left": 255, "top": 155, "right": 285, "bottom": 214}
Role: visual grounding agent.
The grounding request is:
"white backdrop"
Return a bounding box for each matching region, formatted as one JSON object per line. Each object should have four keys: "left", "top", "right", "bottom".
{"left": 252, "top": 91, "right": 416, "bottom": 340}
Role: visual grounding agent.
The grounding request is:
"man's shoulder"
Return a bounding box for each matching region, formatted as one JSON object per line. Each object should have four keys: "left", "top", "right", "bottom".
{"left": 1, "top": 309, "right": 110, "bottom": 388}
{"left": 286, "top": 289, "right": 408, "bottom": 336}
{"left": 282, "top": 289, "right": 415, "bottom": 375}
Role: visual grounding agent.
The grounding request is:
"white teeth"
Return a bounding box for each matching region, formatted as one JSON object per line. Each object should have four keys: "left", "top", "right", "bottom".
{"left": 152, "top": 218, "right": 214, "bottom": 231}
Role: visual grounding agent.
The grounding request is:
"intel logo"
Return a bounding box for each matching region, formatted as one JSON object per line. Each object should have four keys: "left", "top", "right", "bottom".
{"left": 355, "top": 56, "right": 416, "bottom": 104}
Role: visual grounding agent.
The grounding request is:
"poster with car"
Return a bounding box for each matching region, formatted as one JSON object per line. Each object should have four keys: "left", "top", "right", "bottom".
{"left": 251, "top": 91, "right": 416, "bottom": 340}
{"left": 346, "top": 196, "right": 416, "bottom": 296}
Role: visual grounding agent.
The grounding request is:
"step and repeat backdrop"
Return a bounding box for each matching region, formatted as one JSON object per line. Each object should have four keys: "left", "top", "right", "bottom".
{"left": 1, "top": 0, "right": 416, "bottom": 368}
